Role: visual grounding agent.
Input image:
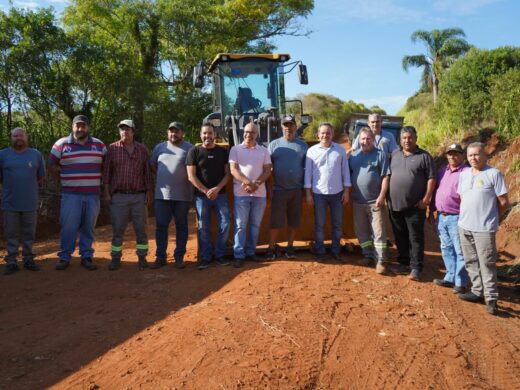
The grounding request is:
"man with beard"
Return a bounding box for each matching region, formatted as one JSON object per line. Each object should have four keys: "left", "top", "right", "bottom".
{"left": 103, "top": 120, "right": 153, "bottom": 270}
{"left": 0, "top": 128, "right": 46, "bottom": 275}
{"left": 150, "top": 122, "right": 193, "bottom": 269}
{"left": 186, "top": 123, "right": 231, "bottom": 269}
{"left": 49, "top": 115, "right": 106, "bottom": 271}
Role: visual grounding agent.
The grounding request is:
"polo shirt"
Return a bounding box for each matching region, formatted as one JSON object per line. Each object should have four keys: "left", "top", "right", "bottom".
{"left": 352, "top": 130, "right": 398, "bottom": 154}
{"left": 228, "top": 143, "right": 271, "bottom": 197}
{"left": 389, "top": 147, "right": 435, "bottom": 211}
{"left": 349, "top": 147, "right": 390, "bottom": 204}
{"left": 268, "top": 136, "right": 308, "bottom": 191}
{"left": 457, "top": 166, "right": 508, "bottom": 232}
{"left": 433, "top": 163, "right": 469, "bottom": 214}
{"left": 48, "top": 134, "right": 106, "bottom": 194}
{"left": 304, "top": 142, "right": 351, "bottom": 195}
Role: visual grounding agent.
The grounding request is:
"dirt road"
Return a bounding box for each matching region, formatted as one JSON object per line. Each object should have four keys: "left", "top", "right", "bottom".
{"left": 1, "top": 215, "right": 519, "bottom": 389}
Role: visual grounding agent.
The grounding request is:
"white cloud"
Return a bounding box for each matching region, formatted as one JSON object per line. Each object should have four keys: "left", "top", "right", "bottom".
{"left": 432, "top": 0, "right": 503, "bottom": 15}
{"left": 356, "top": 95, "right": 409, "bottom": 114}
{"left": 13, "top": 0, "right": 39, "bottom": 9}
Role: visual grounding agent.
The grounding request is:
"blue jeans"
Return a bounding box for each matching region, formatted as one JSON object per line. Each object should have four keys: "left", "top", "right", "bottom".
{"left": 233, "top": 196, "right": 266, "bottom": 259}
{"left": 58, "top": 193, "right": 100, "bottom": 262}
{"left": 437, "top": 214, "right": 469, "bottom": 287}
{"left": 154, "top": 199, "right": 191, "bottom": 262}
{"left": 313, "top": 191, "right": 344, "bottom": 255}
{"left": 195, "top": 194, "right": 230, "bottom": 261}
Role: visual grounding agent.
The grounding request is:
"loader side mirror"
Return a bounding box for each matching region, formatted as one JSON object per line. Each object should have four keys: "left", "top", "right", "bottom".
{"left": 193, "top": 63, "right": 204, "bottom": 88}
{"left": 298, "top": 64, "right": 308, "bottom": 85}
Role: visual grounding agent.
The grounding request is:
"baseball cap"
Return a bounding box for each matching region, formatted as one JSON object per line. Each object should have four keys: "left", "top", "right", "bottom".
{"left": 446, "top": 143, "right": 463, "bottom": 154}
{"left": 168, "top": 121, "right": 185, "bottom": 131}
{"left": 281, "top": 115, "right": 296, "bottom": 125}
{"left": 118, "top": 119, "right": 135, "bottom": 129}
{"left": 72, "top": 115, "right": 90, "bottom": 125}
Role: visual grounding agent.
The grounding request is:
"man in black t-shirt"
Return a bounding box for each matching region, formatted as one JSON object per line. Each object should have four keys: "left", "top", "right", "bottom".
{"left": 186, "top": 123, "right": 231, "bottom": 269}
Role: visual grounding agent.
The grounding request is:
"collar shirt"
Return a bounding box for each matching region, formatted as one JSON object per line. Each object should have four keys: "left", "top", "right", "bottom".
{"left": 103, "top": 140, "right": 152, "bottom": 194}
{"left": 352, "top": 130, "right": 398, "bottom": 154}
{"left": 433, "top": 163, "right": 469, "bottom": 214}
{"left": 304, "top": 142, "right": 351, "bottom": 195}
{"left": 229, "top": 143, "right": 272, "bottom": 197}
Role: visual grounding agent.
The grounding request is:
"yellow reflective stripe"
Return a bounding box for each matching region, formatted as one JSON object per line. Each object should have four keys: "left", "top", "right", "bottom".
{"left": 374, "top": 242, "right": 387, "bottom": 248}
{"left": 136, "top": 244, "right": 148, "bottom": 250}
{"left": 111, "top": 245, "right": 122, "bottom": 252}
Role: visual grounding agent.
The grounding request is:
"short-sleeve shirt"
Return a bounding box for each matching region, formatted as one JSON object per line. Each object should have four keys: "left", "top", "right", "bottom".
{"left": 433, "top": 163, "right": 469, "bottom": 214}
{"left": 389, "top": 147, "right": 435, "bottom": 211}
{"left": 150, "top": 140, "right": 193, "bottom": 201}
{"left": 457, "top": 166, "right": 508, "bottom": 232}
{"left": 349, "top": 148, "right": 390, "bottom": 204}
{"left": 228, "top": 143, "right": 271, "bottom": 197}
{"left": 48, "top": 134, "right": 106, "bottom": 194}
{"left": 0, "top": 148, "right": 46, "bottom": 212}
{"left": 268, "top": 137, "right": 308, "bottom": 191}
{"left": 352, "top": 130, "right": 398, "bottom": 154}
{"left": 304, "top": 142, "right": 351, "bottom": 195}
{"left": 186, "top": 145, "right": 229, "bottom": 197}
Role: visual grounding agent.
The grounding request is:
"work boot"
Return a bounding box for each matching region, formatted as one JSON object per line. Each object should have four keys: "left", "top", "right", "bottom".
{"left": 81, "top": 257, "right": 97, "bottom": 271}
{"left": 433, "top": 279, "right": 454, "bottom": 288}
{"left": 108, "top": 258, "right": 121, "bottom": 271}
{"left": 137, "top": 255, "right": 149, "bottom": 270}
{"left": 55, "top": 260, "right": 69, "bottom": 271}
{"left": 23, "top": 259, "right": 40, "bottom": 271}
{"left": 4, "top": 263, "right": 19, "bottom": 275}
{"left": 458, "top": 291, "right": 484, "bottom": 303}
{"left": 486, "top": 300, "right": 499, "bottom": 315}
{"left": 150, "top": 258, "right": 166, "bottom": 269}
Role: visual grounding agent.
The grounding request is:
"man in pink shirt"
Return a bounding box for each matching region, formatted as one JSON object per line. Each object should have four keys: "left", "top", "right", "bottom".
{"left": 229, "top": 123, "right": 272, "bottom": 268}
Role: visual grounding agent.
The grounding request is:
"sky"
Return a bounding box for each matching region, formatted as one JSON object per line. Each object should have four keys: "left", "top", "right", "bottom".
{"left": 1, "top": 0, "right": 519, "bottom": 114}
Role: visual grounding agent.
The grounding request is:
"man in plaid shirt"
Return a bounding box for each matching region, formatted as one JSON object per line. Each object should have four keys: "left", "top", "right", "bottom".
{"left": 103, "top": 119, "right": 153, "bottom": 270}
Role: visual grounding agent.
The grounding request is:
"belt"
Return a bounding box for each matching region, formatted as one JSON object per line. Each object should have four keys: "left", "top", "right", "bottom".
{"left": 114, "top": 190, "right": 146, "bottom": 194}
{"left": 439, "top": 211, "right": 458, "bottom": 216}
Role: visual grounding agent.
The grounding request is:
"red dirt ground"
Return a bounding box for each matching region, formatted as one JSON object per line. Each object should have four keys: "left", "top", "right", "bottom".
{"left": 1, "top": 212, "right": 519, "bottom": 389}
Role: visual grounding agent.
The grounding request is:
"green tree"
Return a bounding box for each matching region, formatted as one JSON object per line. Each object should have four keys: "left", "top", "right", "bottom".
{"left": 402, "top": 28, "right": 471, "bottom": 104}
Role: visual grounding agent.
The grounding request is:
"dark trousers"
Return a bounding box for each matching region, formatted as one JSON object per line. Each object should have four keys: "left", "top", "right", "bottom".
{"left": 389, "top": 207, "right": 426, "bottom": 271}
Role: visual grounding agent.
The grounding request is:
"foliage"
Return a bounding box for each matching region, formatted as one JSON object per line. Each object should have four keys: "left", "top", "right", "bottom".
{"left": 490, "top": 67, "right": 520, "bottom": 140}
{"left": 402, "top": 28, "right": 471, "bottom": 104}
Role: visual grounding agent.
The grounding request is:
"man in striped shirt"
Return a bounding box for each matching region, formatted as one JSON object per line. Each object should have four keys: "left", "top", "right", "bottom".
{"left": 103, "top": 119, "right": 153, "bottom": 270}
{"left": 49, "top": 115, "right": 106, "bottom": 271}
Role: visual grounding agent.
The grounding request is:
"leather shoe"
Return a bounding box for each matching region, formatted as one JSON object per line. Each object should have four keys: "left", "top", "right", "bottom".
{"left": 56, "top": 260, "right": 69, "bottom": 271}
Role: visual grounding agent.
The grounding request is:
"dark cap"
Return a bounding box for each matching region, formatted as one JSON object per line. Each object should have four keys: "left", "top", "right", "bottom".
{"left": 446, "top": 143, "right": 463, "bottom": 154}
{"left": 72, "top": 115, "right": 90, "bottom": 125}
{"left": 168, "top": 121, "right": 185, "bottom": 131}
{"left": 281, "top": 115, "right": 296, "bottom": 125}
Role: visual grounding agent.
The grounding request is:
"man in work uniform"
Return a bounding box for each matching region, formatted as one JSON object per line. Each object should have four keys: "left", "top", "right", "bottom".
{"left": 186, "top": 122, "right": 231, "bottom": 269}
{"left": 304, "top": 122, "right": 351, "bottom": 263}
{"left": 49, "top": 115, "right": 106, "bottom": 271}
{"left": 350, "top": 113, "right": 398, "bottom": 155}
{"left": 349, "top": 127, "right": 390, "bottom": 274}
{"left": 457, "top": 142, "right": 509, "bottom": 315}
{"left": 429, "top": 143, "right": 469, "bottom": 292}
{"left": 266, "top": 115, "right": 308, "bottom": 260}
{"left": 103, "top": 119, "right": 153, "bottom": 270}
{"left": 388, "top": 126, "right": 435, "bottom": 281}
{"left": 0, "top": 127, "right": 46, "bottom": 275}
{"left": 229, "top": 122, "right": 272, "bottom": 268}
{"left": 150, "top": 121, "right": 193, "bottom": 269}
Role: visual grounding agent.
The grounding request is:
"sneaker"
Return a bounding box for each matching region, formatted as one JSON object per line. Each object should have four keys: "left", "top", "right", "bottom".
{"left": 108, "top": 259, "right": 121, "bottom": 271}
{"left": 284, "top": 246, "right": 296, "bottom": 259}
{"left": 408, "top": 269, "right": 421, "bottom": 281}
{"left": 486, "top": 300, "right": 498, "bottom": 315}
{"left": 233, "top": 258, "right": 244, "bottom": 268}
{"left": 457, "top": 291, "right": 484, "bottom": 303}
{"left": 453, "top": 286, "right": 468, "bottom": 294}
{"left": 433, "top": 279, "right": 454, "bottom": 288}
{"left": 216, "top": 257, "right": 230, "bottom": 266}
{"left": 4, "top": 263, "right": 19, "bottom": 275}
{"left": 175, "top": 261, "right": 186, "bottom": 269}
{"left": 197, "top": 260, "right": 211, "bottom": 270}
{"left": 358, "top": 257, "right": 374, "bottom": 266}
{"left": 150, "top": 258, "right": 166, "bottom": 269}
{"left": 331, "top": 253, "right": 346, "bottom": 264}
{"left": 375, "top": 261, "right": 387, "bottom": 275}
{"left": 265, "top": 248, "right": 277, "bottom": 261}
{"left": 23, "top": 260, "right": 40, "bottom": 271}
{"left": 81, "top": 258, "right": 97, "bottom": 271}
{"left": 55, "top": 260, "right": 70, "bottom": 271}
{"left": 393, "top": 264, "right": 410, "bottom": 275}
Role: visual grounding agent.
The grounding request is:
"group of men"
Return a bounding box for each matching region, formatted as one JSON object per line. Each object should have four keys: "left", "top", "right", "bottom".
{"left": 0, "top": 113, "right": 509, "bottom": 315}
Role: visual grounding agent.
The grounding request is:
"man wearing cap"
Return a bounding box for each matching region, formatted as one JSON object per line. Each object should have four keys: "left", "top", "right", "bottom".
{"left": 304, "top": 122, "right": 351, "bottom": 263}
{"left": 456, "top": 142, "right": 509, "bottom": 315}
{"left": 1, "top": 127, "right": 46, "bottom": 275}
{"left": 388, "top": 126, "right": 435, "bottom": 281}
{"left": 187, "top": 122, "right": 231, "bottom": 269}
{"left": 349, "top": 127, "right": 390, "bottom": 274}
{"left": 429, "top": 143, "right": 470, "bottom": 292}
{"left": 350, "top": 113, "right": 398, "bottom": 155}
{"left": 103, "top": 119, "right": 153, "bottom": 270}
{"left": 150, "top": 121, "right": 193, "bottom": 269}
{"left": 265, "top": 115, "right": 308, "bottom": 260}
{"left": 49, "top": 115, "right": 106, "bottom": 270}
{"left": 229, "top": 122, "right": 272, "bottom": 268}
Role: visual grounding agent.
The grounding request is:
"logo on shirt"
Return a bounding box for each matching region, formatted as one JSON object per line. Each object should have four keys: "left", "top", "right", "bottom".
{"left": 91, "top": 145, "right": 98, "bottom": 152}
{"left": 28, "top": 161, "right": 32, "bottom": 168}
{"left": 208, "top": 155, "right": 214, "bottom": 159}
{"left": 476, "top": 179, "right": 485, "bottom": 188}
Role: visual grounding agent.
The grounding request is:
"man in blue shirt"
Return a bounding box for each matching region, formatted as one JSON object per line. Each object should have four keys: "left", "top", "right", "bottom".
{"left": 0, "top": 128, "right": 46, "bottom": 275}
{"left": 350, "top": 113, "right": 398, "bottom": 155}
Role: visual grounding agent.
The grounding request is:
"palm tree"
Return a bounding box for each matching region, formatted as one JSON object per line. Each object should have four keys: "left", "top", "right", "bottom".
{"left": 402, "top": 28, "right": 471, "bottom": 104}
